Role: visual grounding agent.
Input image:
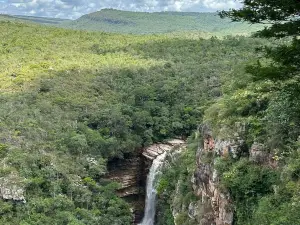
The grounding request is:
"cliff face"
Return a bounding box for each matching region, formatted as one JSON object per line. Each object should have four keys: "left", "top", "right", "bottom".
{"left": 107, "top": 139, "right": 185, "bottom": 224}
{"left": 107, "top": 154, "right": 148, "bottom": 223}
{"left": 191, "top": 133, "right": 234, "bottom": 225}
{"left": 189, "top": 126, "right": 277, "bottom": 225}
{"left": 143, "top": 139, "right": 185, "bottom": 160}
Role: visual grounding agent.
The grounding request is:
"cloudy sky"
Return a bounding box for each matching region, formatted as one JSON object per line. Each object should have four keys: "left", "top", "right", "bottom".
{"left": 0, "top": 0, "right": 241, "bottom": 19}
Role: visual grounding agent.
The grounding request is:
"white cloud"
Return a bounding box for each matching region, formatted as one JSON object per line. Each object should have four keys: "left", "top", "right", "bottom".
{"left": 0, "top": 0, "right": 241, "bottom": 19}
{"left": 203, "top": 0, "right": 238, "bottom": 9}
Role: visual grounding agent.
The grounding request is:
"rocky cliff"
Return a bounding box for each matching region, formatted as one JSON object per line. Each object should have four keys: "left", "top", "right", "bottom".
{"left": 191, "top": 132, "right": 234, "bottom": 225}
{"left": 107, "top": 139, "right": 185, "bottom": 224}
{"left": 165, "top": 130, "right": 236, "bottom": 225}
{"left": 106, "top": 154, "right": 147, "bottom": 223}
{"left": 186, "top": 125, "right": 277, "bottom": 225}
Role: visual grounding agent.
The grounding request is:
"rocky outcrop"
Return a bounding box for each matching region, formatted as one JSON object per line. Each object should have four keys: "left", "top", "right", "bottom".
{"left": 249, "top": 142, "right": 268, "bottom": 163}
{"left": 106, "top": 155, "right": 146, "bottom": 223}
{"left": 0, "top": 172, "right": 25, "bottom": 202}
{"left": 190, "top": 123, "right": 278, "bottom": 225}
{"left": 249, "top": 142, "right": 278, "bottom": 168}
{"left": 142, "top": 144, "right": 172, "bottom": 160}
{"left": 191, "top": 131, "right": 235, "bottom": 225}
{"left": 142, "top": 139, "right": 185, "bottom": 160}
{"left": 107, "top": 139, "right": 186, "bottom": 197}
{"left": 107, "top": 156, "right": 144, "bottom": 197}
{"left": 107, "top": 139, "right": 185, "bottom": 224}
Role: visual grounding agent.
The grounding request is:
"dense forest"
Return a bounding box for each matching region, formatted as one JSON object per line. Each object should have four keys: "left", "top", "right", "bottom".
{"left": 155, "top": 1, "right": 300, "bottom": 224}
{"left": 0, "top": 18, "right": 266, "bottom": 224}
{"left": 1, "top": 1, "right": 300, "bottom": 224}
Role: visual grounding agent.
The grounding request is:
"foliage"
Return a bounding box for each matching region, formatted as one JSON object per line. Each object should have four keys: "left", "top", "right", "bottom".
{"left": 156, "top": 135, "right": 199, "bottom": 225}
{"left": 249, "top": 148, "right": 300, "bottom": 225}
{"left": 201, "top": 2, "right": 300, "bottom": 224}
{"left": 219, "top": 0, "right": 300, "bottom": 38}
{"left": 220, "top": 158, "right": 279, "bottom": 224}
{"left": 218, "top": 0, "right": 300, "bottom": 147}
{"left": 175, "top": 212, "right": 192, "bottom": 225}
{"left": 0, "top": 143, "right": 8, "bottom": 158}
{"left": 0, "top": 19, "right": 265, "bottom": 224}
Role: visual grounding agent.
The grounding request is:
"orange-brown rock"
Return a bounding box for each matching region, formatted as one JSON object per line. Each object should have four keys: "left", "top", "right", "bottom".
{"left": 192, "top": 132, "right": 234, "bottom": 225}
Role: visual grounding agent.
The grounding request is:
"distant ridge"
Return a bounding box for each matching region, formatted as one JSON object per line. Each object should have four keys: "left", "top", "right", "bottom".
{"left": 60, "top": 9, "right": 264, "bottom": 35}
{"left": 0, "top": 14, "right": 70, "bottom": 25}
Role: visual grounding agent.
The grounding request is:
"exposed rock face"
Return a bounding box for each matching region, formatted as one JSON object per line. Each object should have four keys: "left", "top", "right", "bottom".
{"left": 142, "top": 144, "right": 172, "bottom": 160}
{"left": 188, "top": 201, "right": 199, "bottom": 219}
{"left": 190, "top": 124, "right": 278, "bottom": 225}
{"left": 142, "top": 139, "right": 185, "bottom": 160}
{"left": 107, "top": 155, "right": 147, "bottom": 223}
{"left": 107, "top": 139, "right": 185, "bottom": 224}
{"left": 0, "top": 172, "right": 25, "bottom": 202}
{"left": 249, "top": 142, "right": 278, "bottom": 168}
{"left": 107, "top": 156, "right": 145, "bottom": 197}
{"left": 192, "top": 132, "right": 235, "bottom": 225}
{"left": 249, "top": 142, "right": 268, "bottom": 163}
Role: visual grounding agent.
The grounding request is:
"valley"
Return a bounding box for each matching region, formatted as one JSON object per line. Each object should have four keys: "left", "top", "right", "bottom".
{"left": 0, "top": 4, "right": 300, "bottom": 225}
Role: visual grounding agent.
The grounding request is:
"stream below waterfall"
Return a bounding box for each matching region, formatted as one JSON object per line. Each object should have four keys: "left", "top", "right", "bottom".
{"left": 139, "top": 152, "right": 167, "bottom": 225}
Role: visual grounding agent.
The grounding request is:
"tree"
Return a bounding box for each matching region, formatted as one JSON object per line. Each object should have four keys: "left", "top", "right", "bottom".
{"left": 220, "top": 0, "right": 300, "bottom": 146}
{"left": 220, "top": 0, "right": 300, "bottom": 81}
{"left": 218, "top": 4, "right": 300, "bottom": 225}
{"left": 220, "top": 0, "right": 300, "bottom": 38}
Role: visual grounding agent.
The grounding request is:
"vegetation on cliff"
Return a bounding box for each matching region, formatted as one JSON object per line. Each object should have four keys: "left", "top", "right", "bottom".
{"left": 156, "top": 135, "right": 200, "bottom": 225}
{"left": 203, "top": 1, "right": 300, "bottom": 224}
{"left": 156, "top": 1, "right": 300, "bottom": 225}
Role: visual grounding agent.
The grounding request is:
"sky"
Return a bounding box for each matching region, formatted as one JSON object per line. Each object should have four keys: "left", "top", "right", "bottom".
{"left": 0, "top": 0, "right": 241, "bottom": 19}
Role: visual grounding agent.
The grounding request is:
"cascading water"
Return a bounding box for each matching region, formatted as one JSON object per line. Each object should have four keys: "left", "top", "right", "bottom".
{"left": 139, "top": 152, "right": 167, "bottom": 225}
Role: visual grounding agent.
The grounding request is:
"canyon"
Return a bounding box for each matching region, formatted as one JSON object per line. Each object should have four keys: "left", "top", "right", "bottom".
{"left": 107, "top": 139, "right": 185, "bottom": 223}
{"left": 1, "top": 131, "right": 277, "bottom": 225}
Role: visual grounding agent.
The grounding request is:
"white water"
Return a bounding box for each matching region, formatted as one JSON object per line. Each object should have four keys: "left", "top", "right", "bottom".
{"left": 139, "top": 152, "right": 167, "bottom": 225}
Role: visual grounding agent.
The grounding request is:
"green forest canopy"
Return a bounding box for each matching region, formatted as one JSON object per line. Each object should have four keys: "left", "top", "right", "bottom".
{"left": 3, "top": 2, "right": 300, "bottom": 223}
{"left": 0, "top": 19, "right": 266, "bottom": 224}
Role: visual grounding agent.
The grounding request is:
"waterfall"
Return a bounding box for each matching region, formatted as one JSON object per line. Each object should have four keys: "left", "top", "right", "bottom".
{"left": 139, "top": 152, "right": 167, "bottom": 225}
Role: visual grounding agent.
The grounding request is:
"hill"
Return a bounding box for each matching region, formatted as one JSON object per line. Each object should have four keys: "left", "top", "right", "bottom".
{"left": 1, "top": 9, "right": 265, "bottom": 35}
{"left": 0, "top": 14, "right": 70, "bottom": 25}
{"left": 60, "top": 9, "right": 264, "bottom": 35}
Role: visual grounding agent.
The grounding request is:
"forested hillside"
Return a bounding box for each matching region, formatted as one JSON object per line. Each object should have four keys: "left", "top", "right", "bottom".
{"left": 155, "top": 1, "right": 300, "bottom": 224}
{"left": 60, "top": 9, "right": 264, "bottom": 35}
{"left": 0, "top": 19, "right": 266, "bottom": 224}
{"left": 0, "top": 14, "right": 69, "bottom": 25}
{"left": 2, "top": 2, "right": 300, "bottom": 224}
